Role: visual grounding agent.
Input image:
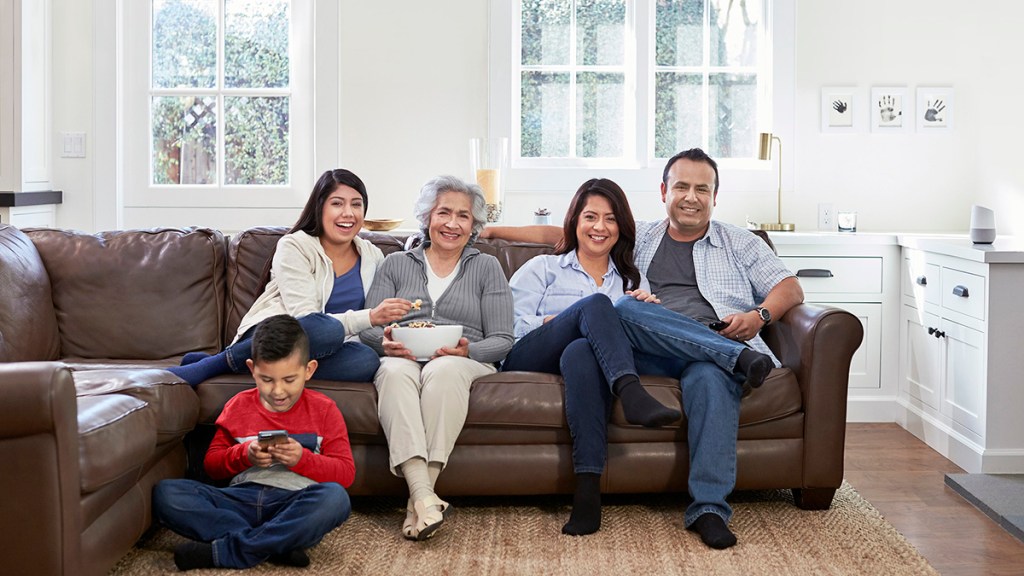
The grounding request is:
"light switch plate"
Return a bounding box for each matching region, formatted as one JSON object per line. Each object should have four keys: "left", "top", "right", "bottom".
{"left": 61, "top": 132, "right": 86, "bottom": 158}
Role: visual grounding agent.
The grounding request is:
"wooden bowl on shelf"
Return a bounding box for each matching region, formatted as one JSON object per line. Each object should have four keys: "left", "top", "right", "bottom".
{"left": 363, "top": 218, "right": 404, "bottom": 232}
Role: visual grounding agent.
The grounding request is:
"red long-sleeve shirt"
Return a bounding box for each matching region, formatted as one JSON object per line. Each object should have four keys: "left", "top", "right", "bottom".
{"left": 204, "top": 388, "right": 355, "bottom": 489}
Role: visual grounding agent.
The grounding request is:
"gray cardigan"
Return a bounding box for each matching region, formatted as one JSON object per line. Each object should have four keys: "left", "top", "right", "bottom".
{"left": 359, "top": 245, "right": 514, "bottom": 363}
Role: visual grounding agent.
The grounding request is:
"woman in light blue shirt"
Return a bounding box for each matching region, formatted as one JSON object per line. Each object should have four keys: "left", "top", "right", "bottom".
{"left": 502, "top": 178, "right": 680, "bottom": 536}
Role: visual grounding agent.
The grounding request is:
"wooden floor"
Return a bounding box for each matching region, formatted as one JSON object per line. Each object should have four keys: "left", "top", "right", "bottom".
{"left": 844, "top": 423, "right": 1024, "bottom": 576}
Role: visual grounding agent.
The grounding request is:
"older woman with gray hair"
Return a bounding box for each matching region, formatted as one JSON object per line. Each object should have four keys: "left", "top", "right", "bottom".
{"left": 359, "top": 175, "right": 514, "bottom": 541}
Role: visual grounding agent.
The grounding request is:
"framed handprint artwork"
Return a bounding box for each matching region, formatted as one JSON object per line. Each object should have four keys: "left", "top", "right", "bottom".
{"left": 870, "top": 86, "right": 911, "bottom": 133}
{"left": 916, "top": 87, "right": 953, "bottom": 131}
{"left": 820, "top": 86, "right": 863, "bottom": 133}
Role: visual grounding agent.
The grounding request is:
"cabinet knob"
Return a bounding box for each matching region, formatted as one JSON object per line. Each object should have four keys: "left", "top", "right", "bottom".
{"left": 952, "top": 285, "right": 970, "bottom": 298}
{"left": 796, "top": 269, "right": 834, "bottom": 278}
{"left": 916, "top": 276, "right": 927, "bottom": 286}
{"left": 927, "top": 327, "right": 937, "bottom": 335}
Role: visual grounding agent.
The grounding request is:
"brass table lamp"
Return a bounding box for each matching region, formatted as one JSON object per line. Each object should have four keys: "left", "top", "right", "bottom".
{"left": 758, "top": 132, "right": 795, "bottom": 232}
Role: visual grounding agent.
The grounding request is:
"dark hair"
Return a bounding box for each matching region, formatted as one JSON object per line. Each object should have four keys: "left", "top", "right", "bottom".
{"left": 257, "top": 169, "right": 368, "bottom": 290}
{"left": 250, "top": 314, "right": 310, "bottom": 365}
{"left": 662, "top": 148, "right": 719, "bottom": 193}
{"left": 290, "top": 169, "right": 369, "bottom": 236}
{"left": 556, "top": 178, "right": 641, "bottom": 292}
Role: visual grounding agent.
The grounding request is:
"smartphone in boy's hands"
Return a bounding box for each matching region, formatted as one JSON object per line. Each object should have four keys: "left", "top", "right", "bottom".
{"left": 257, "top": 430, "right": 288, "bottom": 449}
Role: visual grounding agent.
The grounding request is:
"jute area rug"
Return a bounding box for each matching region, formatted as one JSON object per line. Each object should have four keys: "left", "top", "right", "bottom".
{"left": 110, "top": 480, "right": 937, "bottom": 576}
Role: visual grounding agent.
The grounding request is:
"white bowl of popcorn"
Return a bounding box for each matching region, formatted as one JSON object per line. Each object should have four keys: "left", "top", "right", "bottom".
{"left": 390, "top": 324, "right": 463, "bottom": 361}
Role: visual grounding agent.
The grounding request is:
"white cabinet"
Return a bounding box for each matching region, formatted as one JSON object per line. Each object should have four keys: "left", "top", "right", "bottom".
{"left": 898, "top": 239, "right": 1024, "bottom": 473}
{"left": 772, "top": 234, "right": 901, "bottom": 422}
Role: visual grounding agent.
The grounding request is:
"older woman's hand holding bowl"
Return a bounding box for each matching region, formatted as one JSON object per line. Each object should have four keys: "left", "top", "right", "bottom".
{"left": 387, "top": 324, "right": 464, "bottom": 361}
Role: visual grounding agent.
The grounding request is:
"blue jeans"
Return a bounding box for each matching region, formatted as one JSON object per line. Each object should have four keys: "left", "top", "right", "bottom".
{"left": 226, "top": 313, "right": 380, "bottom": 382}
{"left": 153, "top": 480, "right": 350, "bottom": 569}
{"left": 613, "top": 296, "right": 747, "bottom": 527}
{"left": 501, "top": 294, "right": 636, "bottom": 474}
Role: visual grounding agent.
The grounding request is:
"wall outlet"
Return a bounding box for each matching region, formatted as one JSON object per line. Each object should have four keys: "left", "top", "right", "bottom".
{"left": 818, "top": 203, "right": 835, "bottom": 230}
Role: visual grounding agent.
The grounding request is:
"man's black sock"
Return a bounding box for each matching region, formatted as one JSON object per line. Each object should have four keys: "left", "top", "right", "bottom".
{"left": 562, "top": 473, "right": 601, "bottom": 536}
{"left": 736, "top": 349, "right": 773, "bottom": 392}
{"left": 613, "top": 375, "right": 681, "bottom": 427}
{"left": 269, "top": 548, "right": 310, "bottom": 568}
{"left": 686, "top": 513, "right": 737, "bottom": 549}
{"left": 173, "top": 541, "right": 215, "bottom": 571}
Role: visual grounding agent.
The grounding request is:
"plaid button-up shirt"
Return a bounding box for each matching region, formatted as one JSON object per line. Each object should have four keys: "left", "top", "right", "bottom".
{"left": 634, "top": 219, "right": 794, "bottom": 362}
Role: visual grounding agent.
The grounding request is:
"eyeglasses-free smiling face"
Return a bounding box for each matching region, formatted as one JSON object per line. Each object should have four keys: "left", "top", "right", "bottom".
{"left": 247, "top": 351, "right": 317, "bottom": 413}
{"left": 661, "top": 157, "right": 718, "bottom": 242}
{"left": 319, "top": 185, "right": 365, "bottom": 248}
{"left": 427, "top": 191, "right": 474, "bottom": 254}
{"left": 575, "top": 194, "right": 619, "bottom": 261}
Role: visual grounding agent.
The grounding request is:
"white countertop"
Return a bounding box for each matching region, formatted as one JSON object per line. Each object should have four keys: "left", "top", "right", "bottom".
{"left": 763, "top": 231, "right": 899, "bottom": 246}
{"left": 897, "top": 235, "right": 1024, "bottom": 263}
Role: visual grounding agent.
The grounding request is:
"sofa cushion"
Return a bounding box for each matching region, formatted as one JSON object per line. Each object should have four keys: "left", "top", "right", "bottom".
{"left": 194, "top": 374, "right": 384, "bottom": 438}
{"left": 26, "top": 227, "right": 226, "bottom": 359}
{"left": 0, "top": 225, "right": 60, "bottom": 362}
{"left": 77, "top": 394, "right": 155, "bottom": 493}
{"left": 223, "top": 227, "right": 406, "bottom": 344}
{"left": 73, "top": 369, "right": 199, "bottom": 445}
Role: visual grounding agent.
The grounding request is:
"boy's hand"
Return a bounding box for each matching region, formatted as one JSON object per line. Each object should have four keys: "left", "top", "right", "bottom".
{"left": 247, "top": 440, "right": 275, "bottom": 468}
{"left": 267, "top": 438, "right": 303, "bottom": 468}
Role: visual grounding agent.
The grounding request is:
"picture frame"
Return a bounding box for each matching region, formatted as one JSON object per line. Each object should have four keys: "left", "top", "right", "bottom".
{"left": 916, "top": 86, "right": 954, "bottom": 131}
{"left": 820, "top": 86, "right": 862, "bottom": 133}
{"left": 870, "top": 86, "right": 911, "bottom": 133}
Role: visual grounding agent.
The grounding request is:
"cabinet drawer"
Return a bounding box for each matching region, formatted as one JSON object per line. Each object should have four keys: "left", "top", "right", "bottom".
{"left": 781, "top": 257, "right": 882, "bottom": 294}
{"left": 902, "top": 255, "right": 941, "bottom": 305}
{"left": 941, "top": 267, "right": 986, "bottom": 321}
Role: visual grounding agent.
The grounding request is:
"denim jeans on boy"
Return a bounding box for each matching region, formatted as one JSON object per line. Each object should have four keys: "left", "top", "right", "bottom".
{"left": 226, "top": 312, "right": 380, "bottom": 382}
{"left": 153, "top": 480, "right": 350, "bottom": 569}
{"left": 613, "top": 296, "right": 750, "bottom": 528}
{"left": 502, "top": 294, "right": 637, "bottom": 474}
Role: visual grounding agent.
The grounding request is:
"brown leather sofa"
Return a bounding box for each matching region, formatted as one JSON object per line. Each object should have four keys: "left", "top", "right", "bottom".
{"left": 0, "top": 223, "right": 862, "bottom": 576}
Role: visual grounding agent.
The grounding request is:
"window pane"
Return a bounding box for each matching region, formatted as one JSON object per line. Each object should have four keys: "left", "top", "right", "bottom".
{"left": 576, "top": 0, "right": 625, "bottom": 66}
{"left": 708, "top": 73, "right": 757, "bottom": 158}
{"left": 225, "top": 0, "right": 290, "bottom": 88}
{"left": 224, "top": 96, "right": 289, "bottom": 185}
{"left": 710, "top": 0, "right": 760, "bottom": 67}
{"left": 152, "top": 0, "right": 216, "bottom": 89}
{"left": 656, "top": 0, "right": 704, "bottom": 67}
{"left": 654, "top": 72, "right": 702, "bottom": 158}
{"left": 521, "top": 0, "right": 571, "bottom": 65}
{"left": 521, "top": 72, "right": 570, "bottom": 157}
{"left": 577, "top": 72, "right": 623, "bottom": 157}
{"left": 152, "top": 95, "right": 217, "bottom": 184}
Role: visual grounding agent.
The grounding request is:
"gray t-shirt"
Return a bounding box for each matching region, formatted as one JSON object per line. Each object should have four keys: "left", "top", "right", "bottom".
{"left": 647, "top": 231, "right": 719, "bottom": 325}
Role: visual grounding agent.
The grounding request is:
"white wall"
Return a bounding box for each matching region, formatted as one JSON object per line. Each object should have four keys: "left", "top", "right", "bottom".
{"left": 49, "top": 0, "right": 1024, "bottom": 236}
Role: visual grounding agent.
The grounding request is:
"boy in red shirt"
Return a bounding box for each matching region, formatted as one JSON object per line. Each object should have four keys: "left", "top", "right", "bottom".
{"left": 153, "top": 314, "right": 355, "bottom": 570}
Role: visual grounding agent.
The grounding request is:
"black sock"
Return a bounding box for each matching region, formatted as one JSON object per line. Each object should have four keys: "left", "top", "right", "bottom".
{"left": 269, "top": 548, "right": 310, "bottom": 568}
{"left": 173, "top": 541, "right": 215, "bottom": 571}
{"left": 166, "top": 351, "right": 231, "bottom": 387}
{"left": 613, "top": 375, "right": 681, "bottom": 427}
{"left": 686, "top": 513, "right": 737, "bottom": 549}
{"left": 736, "top": 349, "right": 773, "bottom": 393}
{"left": 562, "top": 473, "right": 601, "bottom": 536}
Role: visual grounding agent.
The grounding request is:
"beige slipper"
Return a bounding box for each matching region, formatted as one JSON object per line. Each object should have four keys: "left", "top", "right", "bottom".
{"left": 402, "top": 499, "right": 418, "bottom": 540}
{"left": 413, "top": 494, "right": 450, "bottom": 541}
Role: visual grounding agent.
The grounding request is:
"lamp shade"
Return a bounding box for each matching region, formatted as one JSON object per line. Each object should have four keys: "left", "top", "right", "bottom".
{"left": 758, "top": 132, "right": 773, "bottom": 160}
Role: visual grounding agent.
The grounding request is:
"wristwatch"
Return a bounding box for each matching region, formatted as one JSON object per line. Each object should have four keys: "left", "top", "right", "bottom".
{"left": 753, "top": 306, "right": 771, "bottom": 326}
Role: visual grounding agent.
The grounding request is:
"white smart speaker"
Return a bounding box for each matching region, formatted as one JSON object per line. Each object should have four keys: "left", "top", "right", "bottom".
{"left": 969, "top": 205, "right": 996, "bottom": 244}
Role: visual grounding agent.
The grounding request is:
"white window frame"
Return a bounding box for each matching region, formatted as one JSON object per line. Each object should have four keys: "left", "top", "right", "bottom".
{"left": 489, "top": 0, "right": 795, "bottom": 196}
{"left": 120, "top": 0, "right": 336, "bottom": 231}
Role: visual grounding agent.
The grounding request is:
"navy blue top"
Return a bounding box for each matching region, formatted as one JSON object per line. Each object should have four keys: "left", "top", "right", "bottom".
{"left": 324, "top": 258, "right": 364, "bottom": 314}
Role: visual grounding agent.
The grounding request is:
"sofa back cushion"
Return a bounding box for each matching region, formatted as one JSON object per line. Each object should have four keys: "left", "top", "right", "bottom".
{"left": 0, "top": 225, "right": 61, "bottom": 361}
{"left": 224, "top": 227, "right": 406, "bottom": 343}
{"left": 26, "top": 227, "right": 226, "bottom": 359}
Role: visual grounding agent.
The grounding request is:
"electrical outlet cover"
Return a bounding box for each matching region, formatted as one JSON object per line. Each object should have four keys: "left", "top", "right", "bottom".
{"left": 818, "top": 203, "right": 835, "bottom": 230}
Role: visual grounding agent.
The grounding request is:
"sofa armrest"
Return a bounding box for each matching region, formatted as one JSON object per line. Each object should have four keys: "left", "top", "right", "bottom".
{"left": 0, "top": 362, "right": 81, "bottom": 576}
{"left": 761, "top": 304, "right": 864, "bottom": 489}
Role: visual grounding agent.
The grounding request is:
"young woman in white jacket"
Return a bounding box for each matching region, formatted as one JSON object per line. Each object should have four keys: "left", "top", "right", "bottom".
{"left": 168, "top": 169, "right": 413, "bottom": 386}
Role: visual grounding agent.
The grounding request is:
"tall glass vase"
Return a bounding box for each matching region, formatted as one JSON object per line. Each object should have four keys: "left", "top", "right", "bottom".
{"left": 469, "top": 137, "right": 508, "bottom": 223}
